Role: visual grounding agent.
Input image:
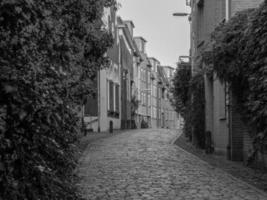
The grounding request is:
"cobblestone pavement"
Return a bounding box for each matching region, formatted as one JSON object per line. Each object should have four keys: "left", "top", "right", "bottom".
{"left": 76, "top": 129, "right": 267, "bottom": 200}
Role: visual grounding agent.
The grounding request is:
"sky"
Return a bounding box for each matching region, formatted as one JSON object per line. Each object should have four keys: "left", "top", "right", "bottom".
{"left": 117, "top": 0, "right": 191, "bottom": 68}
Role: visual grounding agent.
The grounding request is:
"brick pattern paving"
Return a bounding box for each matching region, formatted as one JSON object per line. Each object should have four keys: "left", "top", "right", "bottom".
{"left": 76, "top": 129, "right": 267, "bottom": 200}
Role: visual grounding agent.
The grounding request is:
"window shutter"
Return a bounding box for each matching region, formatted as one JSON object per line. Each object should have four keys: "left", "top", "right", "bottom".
{"left": 110, "top": 81, "right": 114, "bottom": 111}
{"left": 115, "top": 84, "right": 119, "bottom": 112}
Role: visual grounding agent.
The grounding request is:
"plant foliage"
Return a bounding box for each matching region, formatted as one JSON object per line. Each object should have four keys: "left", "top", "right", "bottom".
{"left": 171, "top": 66, "right": 205, "bottom": 148}
{"left": 190, "top": 72, "right": 205, "bottom": 148}
{"left": 0, "top": 0, "right": 116, "bottom": 199}
{"left": 202, "top": 2, "right": 267, "bottom": 162}
{"left": 171, "top": 67, "right": 191, "bottom": 118}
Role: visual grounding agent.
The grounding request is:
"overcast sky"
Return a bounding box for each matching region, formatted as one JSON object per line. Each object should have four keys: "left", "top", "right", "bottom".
{"left": 117, "top": 0, "right": 191, "bottom": 68}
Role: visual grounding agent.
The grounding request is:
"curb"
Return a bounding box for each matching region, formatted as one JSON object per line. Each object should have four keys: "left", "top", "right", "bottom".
{"left": 173, "top": 143, "right": 267, "bottom": 198}
{"left": 170, "top": 128, "right": 183, "bottom": 145}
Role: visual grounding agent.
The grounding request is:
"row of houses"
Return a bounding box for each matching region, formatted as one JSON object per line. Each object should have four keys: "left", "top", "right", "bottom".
{"left": 83, "top": 6, "right": 179, "bottom": 132}
{"left": 188, "top": 0, "right": 264, "bottom": 162}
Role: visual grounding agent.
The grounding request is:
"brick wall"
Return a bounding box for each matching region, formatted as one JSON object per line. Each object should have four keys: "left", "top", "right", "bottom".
{"left": 231, "top": 95, "right": 244, "bottom": 161}
{"left": 201, "top": 0, "right": 225, "bottom": 42}
{"left": 192, "top": 0, "right": 226, "bottom": 70}
{"left": 192, "top": 0, "right": 264, "bottom": 159}
{"left": 229, "top": 0, "right": 264, "bottom": 162}
{"left": 243, "top": 128, "right": 253, "bottom": 162}
{"left": 231, "top": 0, "right": 264, "bottom": 16}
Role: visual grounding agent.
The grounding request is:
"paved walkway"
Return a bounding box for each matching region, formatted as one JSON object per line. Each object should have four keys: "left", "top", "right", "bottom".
{"left": 76, "top": 129, "right": 267, "bottom": 200}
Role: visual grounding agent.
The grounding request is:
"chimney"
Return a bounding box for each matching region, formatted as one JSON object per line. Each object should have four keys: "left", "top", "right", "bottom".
{"left": 124, "top": 20, "right": 135, "bottom": 37}
{"left": 134, "top": 37, "right": 147, "bottom": 54}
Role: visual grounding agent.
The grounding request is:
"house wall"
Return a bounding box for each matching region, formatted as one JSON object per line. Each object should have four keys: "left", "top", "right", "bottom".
{"left": 119, "top": 35, "right": 132, "bottom": 129}
{"left": 228, "top": 0, "right": 264, "bottom": 161}
{"left": 99, "top": 68, "right": 121, "bottom": 132}
{"left": 147, "top": 66, "right": 152, "bottom": 127}
{"left": 151, "top": 79, "right": 157, "bottom": 128}
{"left": 213, "top": 78, "right": 228, "bottom": 154}
{"left": 231, "top": 0, "right": 263, "bottom": 15}
{"left": 149, "top": 58, "right": 160, "bottom": 128}
{"left": 191, "top": 0, "right": 225, "bottom": 74}
{"left": 156, "top": 82, "right": 162, "bottom": 128}
{"left": 84, "top": 6, "right": 121, "bottom": 132}
{"left": 132, "top": 56, "right": 141, "bottom": 128}
{"left": 134, "top": 37, "right": 151, "bottom": 127}
{"left": 191, "top": 0, "right": 228, "bottom": 153}
{"left": 199, "top": 0, "right": 264, "bottom": 157}
{"left": 204, "top": 74, "right": 213, "bottom": 137}
{"left": 139, "top": 63, "right": 148, "bottom": 123}
{"left": 231, "top": 96, "right": 245, "bottom": 161}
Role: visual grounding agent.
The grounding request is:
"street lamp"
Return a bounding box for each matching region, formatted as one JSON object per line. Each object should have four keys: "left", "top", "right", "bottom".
{"left": 172, "top": 12, "right": 189, "bottom": 17}
{"left": 172, "top": 12, "right": 191, "bottom": 21}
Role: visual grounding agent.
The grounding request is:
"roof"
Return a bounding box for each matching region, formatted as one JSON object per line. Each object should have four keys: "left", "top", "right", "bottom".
{"left": 158, "top": 65, "right": 169, "bottom": 86}
{"left": 124, "top": 20, "right": 135, "bottom": 28}
{"left": 134, "top": 36, "right": 147, "bottom": 43}
{"left": 149, "top": 57, "right": 160, "bottom": 64}
{"left": 161, "top": 65, "right": 174, "bottom": 70}
{"left": 117, "top": 16, "right": 135, "bottom": 51}
{"left": 132, "top": 40, "right": 142, "bottom": 59}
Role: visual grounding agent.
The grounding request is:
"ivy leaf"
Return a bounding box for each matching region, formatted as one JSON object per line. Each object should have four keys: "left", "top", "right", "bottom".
{"left": 3, "top": 84, "right": 17, "bottom": 93}
{"left": 15, "top": 6, "right": 22, "bottom": 14}
{"left": 19, "top": 111, "right": 27, "bottom": 120}
{"left": 0, "top": 162, "right": 4, "bottom": 171}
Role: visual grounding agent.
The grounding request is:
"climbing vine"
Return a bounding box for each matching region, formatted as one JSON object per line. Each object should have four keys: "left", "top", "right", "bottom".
{"left": 202, "top": 1, "right": 267, "bottom": 163}
{"left": 171, "top": 66, "right": 205, "bottom": 148}
{"left": 171, "top": 67, "right": 191, "bottom": 118}
{"left": 190, "top": 72, "right": 205, "bottom": 148}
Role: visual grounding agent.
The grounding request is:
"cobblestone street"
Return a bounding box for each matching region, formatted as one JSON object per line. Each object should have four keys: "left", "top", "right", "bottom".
{"left": 77, "top": 129, "right": 267, "bottom": 200}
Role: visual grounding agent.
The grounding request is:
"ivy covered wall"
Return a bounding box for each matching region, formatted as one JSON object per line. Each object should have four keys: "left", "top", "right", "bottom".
{"left": 171, "top": 66, "right": 205, "bottom": 148}
{"left": 202, "top": 1, "right": 267, "bottom": 164}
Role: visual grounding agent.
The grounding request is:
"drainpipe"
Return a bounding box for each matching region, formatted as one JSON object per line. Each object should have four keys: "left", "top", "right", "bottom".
{"left": 226, "top": 0, "right": 232, "bottom": 159}
{"left": 226, "top": 0, "right": 231, "bottom": 21}
{"left": 97, "top": 70, "right": 100, "bottom": 132}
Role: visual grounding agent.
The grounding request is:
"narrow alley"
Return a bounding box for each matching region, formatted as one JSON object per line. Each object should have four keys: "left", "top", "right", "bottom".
{"left": 77, "top": 129, "right": 267, "bottom": 200}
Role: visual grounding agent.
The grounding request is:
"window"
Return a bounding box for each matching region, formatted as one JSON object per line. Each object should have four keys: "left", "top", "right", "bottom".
{"left": 154, "top": 85, "right": 157, "bottom": 97}
{"left": 143, "top": 93, "right": 146, "bottom": 105}
{"left": 148, "top": 94, "right": 151, "bottom": 107}
{"left": 143, "top": 69, "right": 146, "bottom": 81}
{"left": 141, "top": 93, "right": 144, "bottom": 105}
{"left": 115, "top": 84, "right": 119, "bottom": 112}
{"left": 219, "top": 83, "right": 226, "bottom": 120}
{"left": 107, "top": 81, "right": 120, "bottom": 118}
{"left": 109, "top": 81, "right": 114, "bottom": 111}
{"left": 107, "top": 80, "right": 110, "bottom": 110}
{"left": 148, "top": 72, "right": 151, "bottom": 84}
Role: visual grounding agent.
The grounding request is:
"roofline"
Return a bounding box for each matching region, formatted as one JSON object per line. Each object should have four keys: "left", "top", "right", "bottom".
{"left": 134, "top": 36, "right": 147, "bottom": 43}
{"left": 124, "top": 20, "right": 135, "bottom": 28}
{"left": 148, "top": 57, "right": 160, "bottom": 63}
{"left": 161, "top": 65, "right": 175, "bottom": 69}
{"left": 117, "top": 17, "right": 135, "bottom": 51}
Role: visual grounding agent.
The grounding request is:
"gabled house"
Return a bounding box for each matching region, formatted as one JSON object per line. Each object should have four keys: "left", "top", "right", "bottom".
{"left": 131, "top": 37, "right": 143, "bottom": 128}
{"left": 134, "top": 37, "right": 152, "bottom": 128}
{"left": 117, "top": 17, "right": 136, "bottom": 129}
{"left": 84, "top": 6, "right": 121, "bottom": 132}
{"left": 157, "top": 65, "right": 169, "bottom": 128}
{"left": 149, "top": 57, "right": 160, "bottom": 128}
{"left": 162, "top": 65, "right": 177, "bottom": 129}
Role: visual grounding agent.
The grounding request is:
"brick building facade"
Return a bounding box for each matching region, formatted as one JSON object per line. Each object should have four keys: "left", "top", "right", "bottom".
{"left": 190, "top": 0, "right": 264, "bottom": 161}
